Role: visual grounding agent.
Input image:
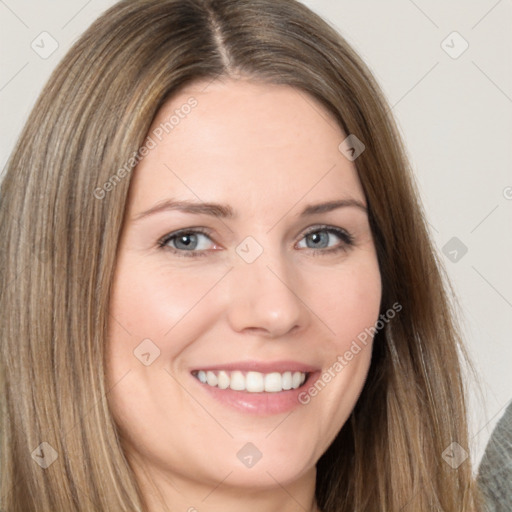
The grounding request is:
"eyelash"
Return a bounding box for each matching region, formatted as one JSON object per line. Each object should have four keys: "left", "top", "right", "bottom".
{"left": 157, "top": 225, "right": 355, "bottom": 258}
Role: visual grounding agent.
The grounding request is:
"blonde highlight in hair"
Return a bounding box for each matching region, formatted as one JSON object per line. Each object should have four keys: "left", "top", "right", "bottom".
{"left": 1, "top": 0, "right": 482, "bottom": 510}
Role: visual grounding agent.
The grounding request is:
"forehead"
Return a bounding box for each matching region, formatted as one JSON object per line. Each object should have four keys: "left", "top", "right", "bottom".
{"left": 128, "top": 78, "right": 365, "bottom": 213}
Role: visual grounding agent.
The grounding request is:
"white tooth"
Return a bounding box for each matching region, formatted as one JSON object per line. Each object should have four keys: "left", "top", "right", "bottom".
{"left": 229, "top": 370, "right": 245, "bottom": 391}
{"left": 217, "top": 370, "right": 230, "bottom": 389}
{"left": 264, "top": 372, "right": 283, "bottom": 392}
{"left": 282, "top": 371, "right": 292, "bottom": 390}
{"left": 246, "top": 371, "right": 264, "bottom": 392}
{"left": 291, "top": 371, "right": 302, "bottom": 389}
{"left": 206, "top": 371, "right": 218, "bottom": 387}
{"left": 200, "top": 369, "right": 306, "bottom": 392}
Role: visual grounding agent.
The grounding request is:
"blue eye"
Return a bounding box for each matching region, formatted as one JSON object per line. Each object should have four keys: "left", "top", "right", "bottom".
{"left": 297, "top": 226, "right": 354, "bottom": 253}
{"left": 158, "top": 228, "right": 215, "bottom": 256}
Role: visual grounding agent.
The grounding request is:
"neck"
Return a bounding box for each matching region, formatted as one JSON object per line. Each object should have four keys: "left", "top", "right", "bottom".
{"left": 136, "top": 462, "right": 320, "bottom": 512}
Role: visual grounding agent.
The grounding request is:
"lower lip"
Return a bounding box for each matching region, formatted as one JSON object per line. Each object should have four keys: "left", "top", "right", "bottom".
{"left": 190, "top": 371, "right": 320, "bottom": 415}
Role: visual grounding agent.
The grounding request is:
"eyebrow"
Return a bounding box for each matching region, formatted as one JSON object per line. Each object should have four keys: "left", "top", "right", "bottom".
{"left": 133, "top": 197, "right": 367, "bottom": 221}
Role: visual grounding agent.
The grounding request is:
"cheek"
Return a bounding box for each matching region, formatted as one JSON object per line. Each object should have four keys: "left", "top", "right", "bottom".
{"left": 295, "top": 255, "right": 381, "bottom": 434}
{"left": 105, "top": 259, "right": 226, "bottom": 417}
{"left": 108, "top": 258, "right": 224, "bottom": 343}
{"left": 306, "top": 255, "right": 382, "bottom": 350}
{"left": 105, "top": 259, "right": 225, "bottom": 457}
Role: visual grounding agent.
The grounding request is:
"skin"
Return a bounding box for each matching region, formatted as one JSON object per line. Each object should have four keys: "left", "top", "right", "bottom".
{"left": 106, "top": 77, "right": 382, "bottom": 512}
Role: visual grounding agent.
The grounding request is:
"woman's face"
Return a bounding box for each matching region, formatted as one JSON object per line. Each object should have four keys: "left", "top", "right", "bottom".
{"left": 107, "top": 78, "right": 381, "bottom": 498}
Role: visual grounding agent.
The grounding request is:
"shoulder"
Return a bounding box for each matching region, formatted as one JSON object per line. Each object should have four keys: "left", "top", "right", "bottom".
{"left": 477, "top": 402, "right": 512, "bottom": 512}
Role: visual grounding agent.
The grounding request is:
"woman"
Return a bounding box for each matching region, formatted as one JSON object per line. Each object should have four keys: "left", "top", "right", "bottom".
{"left": 0, "top": 0, "right": 483, "bottom": 510}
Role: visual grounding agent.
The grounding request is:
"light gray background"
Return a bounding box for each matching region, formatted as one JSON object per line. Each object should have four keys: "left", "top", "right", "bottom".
{"left": 1, "top": 0, "right": 511, "bottom": 467}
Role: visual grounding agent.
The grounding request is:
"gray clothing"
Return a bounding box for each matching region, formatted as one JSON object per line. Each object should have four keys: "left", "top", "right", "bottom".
{"left": 478, "top": 401, "right": 512, "bottom": 512}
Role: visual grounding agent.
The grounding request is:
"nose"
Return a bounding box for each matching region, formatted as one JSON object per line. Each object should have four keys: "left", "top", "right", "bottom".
{"left": 225, "top": 250, "right": 307, "bottom": 338}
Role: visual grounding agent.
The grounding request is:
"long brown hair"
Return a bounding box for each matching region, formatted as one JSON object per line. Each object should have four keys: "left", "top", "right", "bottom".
{"left": 0, "top": 0, "right": 482, "bottom": 510}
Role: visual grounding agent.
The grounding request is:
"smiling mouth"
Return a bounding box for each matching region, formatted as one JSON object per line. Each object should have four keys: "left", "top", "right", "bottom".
{"left": 191, "top": 369, "right": 308, "bottom": 393}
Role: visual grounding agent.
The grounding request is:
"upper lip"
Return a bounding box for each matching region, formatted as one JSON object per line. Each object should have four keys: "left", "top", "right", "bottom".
{"left": 190, "top": 360, "right": 319, "bottom": 374}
